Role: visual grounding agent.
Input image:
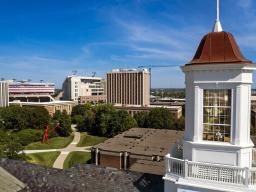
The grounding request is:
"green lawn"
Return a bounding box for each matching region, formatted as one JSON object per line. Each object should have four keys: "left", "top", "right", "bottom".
{"left": 25, "top": 135, "right": 74, "bottom": 150}
{"left": 77, "top": 133, "right": 107, "bottom": 147}
{"left": 63, "top": 151, "right": 91, "bottom": 169}
{"left": 26, "top": 151, "right": 60, "bottom": 167}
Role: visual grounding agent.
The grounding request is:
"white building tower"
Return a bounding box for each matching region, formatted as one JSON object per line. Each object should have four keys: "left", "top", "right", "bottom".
{"left": 164, "top": 1, "right": 256, "bottom": 192}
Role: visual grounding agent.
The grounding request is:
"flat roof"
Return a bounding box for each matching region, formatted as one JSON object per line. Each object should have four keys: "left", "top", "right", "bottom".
{"left": 109, "top": 68, "right": 149, "bottom": 73}
{"left": 67, "top": 75, "right": 103, "bottom": 80}
{"left": 10, "top": 100, "right": 75, "bottom": 106}
{"left": 114, "top": 104, "right": 182, "bottom": 110}
{"left": 94, "top": 128, "right": 184, "bottom": 157}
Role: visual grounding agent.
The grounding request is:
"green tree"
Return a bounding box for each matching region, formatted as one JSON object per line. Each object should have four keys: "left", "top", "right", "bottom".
{"left": 174, "top": 116, "right": 185, "bottom": 131}
{"left": 2, "top": 140, "right": 25, "bottom": 160}
{"left": 134, "top": 112, "right": 149, "bottom": 128}
{"left": 72, "top": 115, "right": 84, "bottom": 125}
{"left": 147, "top": 108, "right": 174, "bottom": 129}
{"left": 0, "top": 105, "right": 50, "bottom": 131}
{"left": 71, "top": 103, "right": 92, "bottom": 117}
{"left": 0, "top": 130, "right": 25, "bottom": 159}
{"left": 78, "top": 110, "right": 95, "bottom": 132}
{"left": 24, "top": 106, "right": 50, "bottom": 129}
{"left": 55, "top": 111, "right": 72, "bottom": 137}
{"left": 92, "top": 104, "right": 116, "bottom": 136}
{"left": 0, "top": 106, "right": 27, "bottom": 131}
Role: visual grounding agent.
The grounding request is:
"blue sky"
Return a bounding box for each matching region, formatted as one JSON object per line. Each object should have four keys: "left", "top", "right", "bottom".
{"left": 0, "top": 0, "right": 256, "bottom": 88}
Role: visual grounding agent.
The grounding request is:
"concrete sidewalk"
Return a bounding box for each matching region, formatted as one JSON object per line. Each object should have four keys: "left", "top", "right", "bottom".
{"left": 23, "top": 129, "right": 92, "bottom": 169}
{"left": 52, "top": 131, "right": 92, "bottom": 169}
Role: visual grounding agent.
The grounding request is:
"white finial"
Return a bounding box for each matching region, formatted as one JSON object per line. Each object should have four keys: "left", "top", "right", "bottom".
{"left": 213, "top": 0, "right": 223, "bottom": 32}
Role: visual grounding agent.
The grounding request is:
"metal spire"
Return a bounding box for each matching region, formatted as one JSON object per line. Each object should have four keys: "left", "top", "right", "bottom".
{"left": 213, "top": 0, "right": 223, "bottom": 32}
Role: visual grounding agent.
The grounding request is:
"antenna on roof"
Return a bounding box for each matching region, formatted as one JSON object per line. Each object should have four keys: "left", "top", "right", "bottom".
{"left": 213, "top": 0, "right": 223, "bottom": 32}
{"left": 72, "top": 70, "right": 78, "bottom": 76}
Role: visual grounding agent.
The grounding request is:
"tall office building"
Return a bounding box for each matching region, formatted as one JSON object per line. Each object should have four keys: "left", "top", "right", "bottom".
{"left": 0, "top": 81, "right": 9, "bottom": 107}
{"left": 107, "top": 69, "right": 150, "bottom": 106}
{"left": 62, "top": 75, "right": 104, "bottom": 102}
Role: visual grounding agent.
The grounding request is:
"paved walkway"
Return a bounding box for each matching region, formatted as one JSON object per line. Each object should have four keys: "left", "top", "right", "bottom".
{"left": 23, "top": 127, "right": 92, "bottom": 169}
{"left": 53, "top": 131, "right": 87, "bottom": 169}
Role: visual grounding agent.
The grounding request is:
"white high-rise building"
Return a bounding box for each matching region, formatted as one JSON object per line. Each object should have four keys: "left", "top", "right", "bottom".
{"left": 62, "top": 75, "right": 104, "bottom": 102}
{"left": 164, "top": 1, "right": 256, "bottom": 192}
{"left": 0, "top": 81, "right": 9, "bottom": 107}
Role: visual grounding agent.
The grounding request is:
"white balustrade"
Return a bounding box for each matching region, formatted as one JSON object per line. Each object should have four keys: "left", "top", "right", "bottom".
{"left": 165, "top": 155, "right": 184, "bottom": 177}
{"left": 250, "top": 168, "right": 256, "bottom": 186}
{"left": 252, "top": 148, "right": 256, "bottom": 163}
{"left": 165, "top": 155, "right": 256, "bottom": 188}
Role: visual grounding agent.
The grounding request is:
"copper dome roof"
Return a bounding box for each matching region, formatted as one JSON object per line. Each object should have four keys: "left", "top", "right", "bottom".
{"left": 188, "top": 31, "right": 252, "bottom": 65}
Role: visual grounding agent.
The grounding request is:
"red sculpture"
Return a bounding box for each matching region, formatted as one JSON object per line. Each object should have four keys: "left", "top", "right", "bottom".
{"left": 41, "top": 123, "right": 60, "bottom": 144}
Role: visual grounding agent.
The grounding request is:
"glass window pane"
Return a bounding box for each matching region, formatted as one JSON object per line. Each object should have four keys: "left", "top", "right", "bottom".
{"left": 203, "top": 89, "right": 231, "bottom": 142}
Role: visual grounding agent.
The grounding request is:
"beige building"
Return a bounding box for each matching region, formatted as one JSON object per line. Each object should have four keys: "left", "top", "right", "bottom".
{"left": 10, "top": 100, "right": 75, "bottom": 116}
{"left": 79, "top": 95, "right": 106, "bottom": 104}
{"left": 115, "top": 104, "right": 182, "bottom": 120}
{"left": 0, "top": 81, "right": 9, "bottom": 107}
{"left": 62, "top": 75, "right": 105, "bottom": 102}
{"left": 107, "top": 69, "right": 150, "bottom": 106}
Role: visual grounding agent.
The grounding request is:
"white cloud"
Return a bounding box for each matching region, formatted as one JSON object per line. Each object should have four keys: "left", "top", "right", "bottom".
{"left": 237, "top": 0, "right": 252, "bottom": 8}
{"left": 237, "top": 34, "right": 256, "bottom": 48}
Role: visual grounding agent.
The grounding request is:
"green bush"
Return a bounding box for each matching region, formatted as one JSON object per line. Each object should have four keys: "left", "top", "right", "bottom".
{"left": 0, "top": 105, "right": 50, "bottom": 131}
{"left": 72, "top": 115, "right": 84, "bottom": 124}
{"left": 13, "top": 129, "right": 43, "bottom": 146}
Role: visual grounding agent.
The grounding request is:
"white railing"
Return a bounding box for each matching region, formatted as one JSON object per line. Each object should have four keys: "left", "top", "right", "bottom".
{"left": 165, "top": 156, "right": 184, "bottom": 177}
{"left": 165, "top": 155, "right": 256, "bottom": 187}
{"left": 250, "top": 168, "right": 256, "bottom": 186}
{"left": 252, "top": 148, "right": 256, "bottom": 163}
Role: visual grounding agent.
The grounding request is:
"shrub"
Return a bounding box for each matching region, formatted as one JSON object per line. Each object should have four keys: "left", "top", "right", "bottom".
{"left": 13, "top": 129, "right": 43, "bottom": 146}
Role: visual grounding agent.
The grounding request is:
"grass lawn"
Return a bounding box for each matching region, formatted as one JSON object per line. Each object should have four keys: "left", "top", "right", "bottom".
{"left": 26, "top": 151, "right": 60, "bottom": 167}
{"left": 25, "top": 135, "right": 74, "bottom": 150}
{"left": 63, "top": 151, "right": 91, "bottom": 169}
{"left": 77, "top": 133, "right": 107, "bottom": 147}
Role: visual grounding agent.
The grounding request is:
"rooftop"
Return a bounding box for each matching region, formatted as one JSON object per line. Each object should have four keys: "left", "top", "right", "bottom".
{"left": 114, "top": 104, "right": 182, "bottom": 110}
{"left": 10, "top": 100, "right": 75, "bottom": 106}
{"left": 67, "top": 75, "right": 103, "bottom": 80}
{"left": 109, "top": 68, "right": 149, "bottom": 73}
{"left": 94, "top": 128, "right": 183, "bottom": 175}
{"left": 0, "top": 166, "right": 26, "bottom": 191}
{"left": 188, "top": 31, "right": 252, "bottom": 65}
{"left": 0, "top": 159, "right": 163, "bottom": 192}
{"left": 95, "top": 128, "right": 183, "bottom": 157}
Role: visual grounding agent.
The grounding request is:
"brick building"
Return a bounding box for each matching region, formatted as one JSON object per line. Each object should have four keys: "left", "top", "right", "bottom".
{"left": 91, "top": 128, "right": 184, "bottom": 175}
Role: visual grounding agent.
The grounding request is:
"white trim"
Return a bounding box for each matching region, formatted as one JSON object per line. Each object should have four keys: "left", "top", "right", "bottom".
{"left": 181, "top": 64, "right": 256, "bottom": 72}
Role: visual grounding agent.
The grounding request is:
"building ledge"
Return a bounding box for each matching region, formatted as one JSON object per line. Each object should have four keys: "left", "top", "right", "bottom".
{"left": 164, "top": 175, "right": 256, "bottom": 192}
{"left": 184, "top": 140, "right": 254, "bottom": 149}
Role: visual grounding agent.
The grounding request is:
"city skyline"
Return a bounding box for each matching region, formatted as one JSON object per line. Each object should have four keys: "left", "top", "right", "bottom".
{"left": 0, "top": 0, "right": 256, "bottom": 88}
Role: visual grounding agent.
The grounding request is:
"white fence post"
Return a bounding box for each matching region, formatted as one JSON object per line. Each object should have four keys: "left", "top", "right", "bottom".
{"left": 184, "top": 159, "right": 188, "bottom": 178}
{"left": 165, "top": 155, "right": 169, "bottom": 173}
{"left": 244, "top": 167, "right": 249, "bottom": 187}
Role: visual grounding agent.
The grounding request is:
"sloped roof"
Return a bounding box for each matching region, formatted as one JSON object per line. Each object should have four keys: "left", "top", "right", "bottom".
{"left": 0, "top": 159, "right": 163, "bottom": 192}
{"left": 0, "top": 166, "right": 26, "bottom": 191}
{"left": 188, "top": 31, "right": 252, "bottom": 65}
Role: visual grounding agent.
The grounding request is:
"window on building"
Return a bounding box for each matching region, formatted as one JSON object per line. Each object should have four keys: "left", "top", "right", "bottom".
{"left": 203, "top": 89, "right": 231, "bottom": 142}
